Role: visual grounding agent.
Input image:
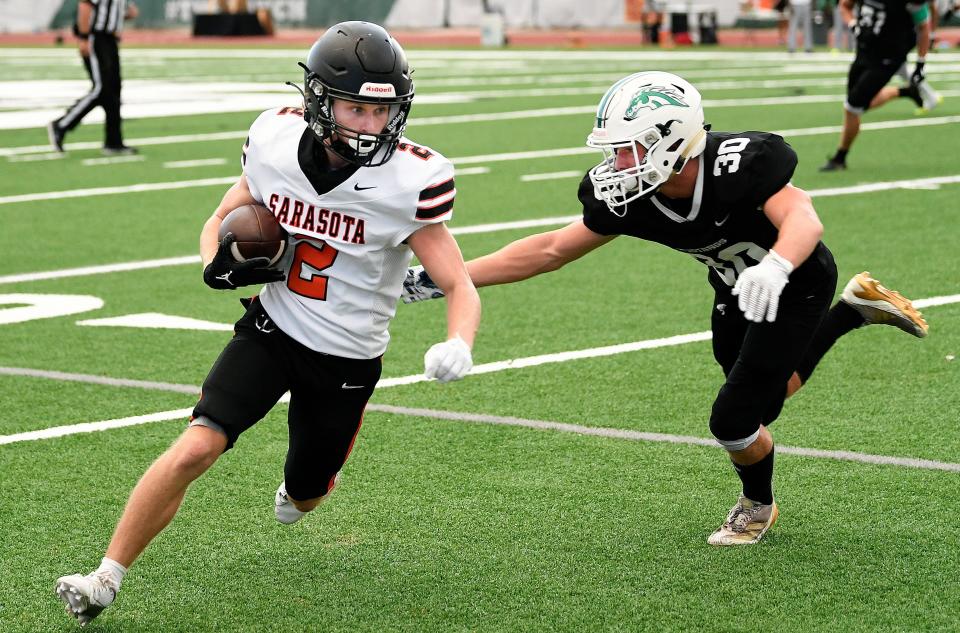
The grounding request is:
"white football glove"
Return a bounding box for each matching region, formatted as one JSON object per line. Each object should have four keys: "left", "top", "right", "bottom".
{"left": 402, "top": 265, "right": 446, "bottom": 304}
{"left": 424, "top": 336, "right": 473, "bottom": 383}
{"left": 731, "top": 250, "right": 794, "bottom": 323}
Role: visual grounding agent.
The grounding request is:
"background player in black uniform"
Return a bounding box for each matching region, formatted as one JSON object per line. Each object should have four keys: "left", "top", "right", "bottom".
{"left": 820, "top": 0, "right": 937, "bottom": 171}
{"left": 48, "top": 0, "right": 139, "bottom": 155}
{"left": 402, "top": 71, "right": 928, "bottom": 546}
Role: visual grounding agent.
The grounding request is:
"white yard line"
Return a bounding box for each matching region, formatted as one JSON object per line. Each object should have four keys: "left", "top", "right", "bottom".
{"left": 1, "top": 369, "right": 957, "bottom": 474}
{"left": 521, "top": 170, "right": 585, "bottom": 182}
{"left": 163, "top": 158, "right": 228, "bottom": 169}
{"left": 4, "top": 172, "right": 960, "bottom": 286}
{"left": 453, "top": 166, "right": 491, "bottom": 176}
{"left": 0, "top": 408, "right": 195, "bottom": 445}
{"left": 81, "top": 155, "right": 146, "bottom": 166}
{"left": 4, "top": 111, "right": 960, "bottom": 202}
{"left": 0, "top": 176, "right": 236, "bottom": 205}
{"left": 4, "top": 95, "right": 960, "bottom": 155}
{"left": 0, "top": 255, "right": 199, "bottom": 285}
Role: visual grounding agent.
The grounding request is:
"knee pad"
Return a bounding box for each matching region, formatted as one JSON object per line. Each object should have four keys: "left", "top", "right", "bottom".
{"left": 709, "top": 384, "right": 762, "bottom": 450}
{"left": 844, "top": 100, "right": 866, "bottom": 116}
{"left": 188, "top": 415, "right": 227, "bottom": 437}
{"left": 714, "top": 428, "right": 760, "bottom": 452}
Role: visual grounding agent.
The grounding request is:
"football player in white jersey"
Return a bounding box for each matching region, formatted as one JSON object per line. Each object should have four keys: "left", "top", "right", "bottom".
{"left": 55, "top": 22, "right": 480, "bottom": 627}
{"left": 403, "top": 71, "right": 928, "bottom": 547}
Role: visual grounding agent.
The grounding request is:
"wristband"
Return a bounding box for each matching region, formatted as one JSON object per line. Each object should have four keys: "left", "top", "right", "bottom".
{"left": 767, "top": 249, "right": 795, "bottom": 275}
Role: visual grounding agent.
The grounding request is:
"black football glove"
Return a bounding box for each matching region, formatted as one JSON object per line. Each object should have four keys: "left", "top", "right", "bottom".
{"left": 911, "top": 60, "right": 926, "bottom": 85}
{"left": 203, "top": 233, "right": 285, "bottom": 290}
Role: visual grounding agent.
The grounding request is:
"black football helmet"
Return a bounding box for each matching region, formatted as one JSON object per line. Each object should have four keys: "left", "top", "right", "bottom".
{"left": 299, "top": 21, "right": 414, "bottom": 167}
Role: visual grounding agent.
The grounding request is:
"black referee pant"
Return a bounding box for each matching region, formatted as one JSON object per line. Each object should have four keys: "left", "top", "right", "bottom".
{"left": 54, "top": 33, "right": 123, "bottom": 148}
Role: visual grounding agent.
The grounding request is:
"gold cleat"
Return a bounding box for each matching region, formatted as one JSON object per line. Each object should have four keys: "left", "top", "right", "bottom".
{"left": 708, "top": 496, "right": 778, "bottom": 546}
{"left": 841, "top": 272, "right": 929, "bottom": 338}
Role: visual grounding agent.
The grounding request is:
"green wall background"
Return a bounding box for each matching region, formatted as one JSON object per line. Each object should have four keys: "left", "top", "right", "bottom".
{"left": 50, "top": 0, "right": 396, "bottom": 29}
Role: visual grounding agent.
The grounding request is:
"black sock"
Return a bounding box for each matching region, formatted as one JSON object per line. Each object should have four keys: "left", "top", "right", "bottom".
{"left": 795, "top": 301, "right": 865, "bottom": 383}
{"left": 733, "top": 447, "right": 775, "bottom": 505}
{"left": 832, "top": 148, "right": 848, "bottom": 164}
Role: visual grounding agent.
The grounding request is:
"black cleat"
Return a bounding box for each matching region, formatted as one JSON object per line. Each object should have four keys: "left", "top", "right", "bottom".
{"left": 47, "top": 121, "right": 65, "bottom": 153}
{"left": 102, "top": 145, "right": 138, "bottom": 156}
{"left": 818, "top": 157, "right": 847, "bottom": 172}
{"left": 902, "top": 82, "right": 924, "bottom": 108}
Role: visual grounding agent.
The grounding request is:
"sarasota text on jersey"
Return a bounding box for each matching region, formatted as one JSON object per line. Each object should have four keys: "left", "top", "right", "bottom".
{"left": 267, "top": 192, "right": 366, "bottom": 244}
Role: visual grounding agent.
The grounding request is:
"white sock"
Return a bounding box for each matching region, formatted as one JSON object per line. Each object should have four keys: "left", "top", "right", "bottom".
{"left": 96, "top": 557, "right": 128, "bottom": 589}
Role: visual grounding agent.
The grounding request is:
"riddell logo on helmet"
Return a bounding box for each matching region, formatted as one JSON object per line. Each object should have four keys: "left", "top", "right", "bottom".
{"left": 360, "top": 83, "right": 396, "bottom": 97}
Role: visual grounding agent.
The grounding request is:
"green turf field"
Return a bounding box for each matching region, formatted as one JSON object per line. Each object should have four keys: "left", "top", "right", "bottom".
{"left": 1, "top": 46, "right": 958, "bottom": 632}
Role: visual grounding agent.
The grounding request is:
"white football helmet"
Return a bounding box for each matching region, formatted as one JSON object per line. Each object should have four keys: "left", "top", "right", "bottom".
{"left": 587, "top": 71, "right": 707, "bottom": 214}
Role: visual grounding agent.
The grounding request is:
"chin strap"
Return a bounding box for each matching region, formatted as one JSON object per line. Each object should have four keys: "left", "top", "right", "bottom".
{"left": 673, "top": 127, "right": 708, "bottom": 172}
{"left": 680, "top": 128, "right": 707, "bottom": 160}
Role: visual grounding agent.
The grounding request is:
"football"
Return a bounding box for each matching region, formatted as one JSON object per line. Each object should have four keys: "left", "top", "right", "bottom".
{"left": 218, "top": 204, "right": 287, "bottom": 266}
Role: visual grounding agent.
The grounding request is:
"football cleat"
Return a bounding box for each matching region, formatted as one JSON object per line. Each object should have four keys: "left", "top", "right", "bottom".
{"left": 101, "top": 145, "right": 138, "bottom": 156}
{"left": 841, "top": 272, "right": 928, "bottom": 338}
{"left": 708, "top": 496, "right": 779, "bottom": 546}
{"left": 818, "top": 157, "right": 846, "bottom": 172}
{"left": 917, "top": 81, "right": 942, "bottom": 113}
{"left": 275, "top": 473, "right": 340, "bottom": 524}
{"left": 47, "top": 121, "right": 65, "bottom": 153}
{"left": 901, "top": 82, "right": 924, "bottom": 109}
{"left": 56, "top": 571, "right": 117, "bottom": 627}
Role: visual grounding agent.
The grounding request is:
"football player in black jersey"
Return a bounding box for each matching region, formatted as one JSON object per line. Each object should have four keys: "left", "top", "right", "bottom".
{"left": 820, "top": 0, "right": 940, "bottom": 171}
{"left": 403, "top": 71, "right": 928, "bottom": 546}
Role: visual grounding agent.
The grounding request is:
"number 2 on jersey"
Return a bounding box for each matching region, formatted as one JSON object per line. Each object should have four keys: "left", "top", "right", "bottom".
{"left": 287, "top": 241, "right": 339, "bottom": 300}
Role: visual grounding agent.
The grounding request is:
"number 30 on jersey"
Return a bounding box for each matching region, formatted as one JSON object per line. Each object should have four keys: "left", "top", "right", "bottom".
{"left": 713, "top": 138, "right": 750, "bottom": 176}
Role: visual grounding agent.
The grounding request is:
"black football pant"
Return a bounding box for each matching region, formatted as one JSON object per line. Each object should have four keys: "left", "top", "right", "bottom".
{"left": 192, "top": 297, "right": 382, "bottom": 501}
{"left": 55, "top": 33, "right": 123, "bottom": 148}
{"left": 708, "top": 268, "right": 837, "bottom": 444}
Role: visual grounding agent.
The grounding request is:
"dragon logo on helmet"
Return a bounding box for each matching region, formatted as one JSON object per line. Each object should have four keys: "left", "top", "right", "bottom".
{"left": 624, "top": 85, "right": 689, "bottom": 120}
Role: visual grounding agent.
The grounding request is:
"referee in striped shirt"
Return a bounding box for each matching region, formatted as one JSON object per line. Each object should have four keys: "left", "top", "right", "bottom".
{"left": 48, "top": 0, "right": 139, "bottom": 155}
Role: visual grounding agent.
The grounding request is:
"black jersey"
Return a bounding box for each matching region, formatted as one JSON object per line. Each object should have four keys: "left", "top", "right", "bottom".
{"left": 581, "top": 131, "right": 833, "bottom": 293}
{"left": 854, "top": 0, "right": 924, "bottom": 61}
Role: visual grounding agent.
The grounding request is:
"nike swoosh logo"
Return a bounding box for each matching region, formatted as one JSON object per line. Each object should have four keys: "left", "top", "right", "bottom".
{"left": 714, "top": 214, "right": 730, "bottom": 227}
{"left": 341, "top": 383, "right": 365, "bottom": 389}
{"left": 353, "top": 184, "right": 376, "bottom": 191}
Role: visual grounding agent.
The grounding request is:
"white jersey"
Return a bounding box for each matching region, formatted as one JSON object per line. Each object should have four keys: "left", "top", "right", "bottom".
{"left": 241, "top": 107, "right": 455, "bottom": 359}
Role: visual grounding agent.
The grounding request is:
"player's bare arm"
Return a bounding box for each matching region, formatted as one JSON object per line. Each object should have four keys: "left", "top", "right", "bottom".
{"left": 402, "top": 220, "right": 613, "bottom": 304}
{"left": 466, "top": 220, "right": 615, "bottom": 287}
{"left": 732, "top": 183, "right": 823, "bottom": 322}
{"left": 839, "top": 0, "right": 856, "bottom": 27}
{"left": 915, "top": 16, "right": 932, "bottom": 57}
{"left": 408, "top": 222, "right": 481, "bottom": 346}
{"left": 762, "top": 183, "right": 823, "bottom": 269}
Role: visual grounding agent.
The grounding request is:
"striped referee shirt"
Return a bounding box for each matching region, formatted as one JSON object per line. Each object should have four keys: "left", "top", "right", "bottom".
{"left": 84, "top": 0, "right": 127, "bottom": 35}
